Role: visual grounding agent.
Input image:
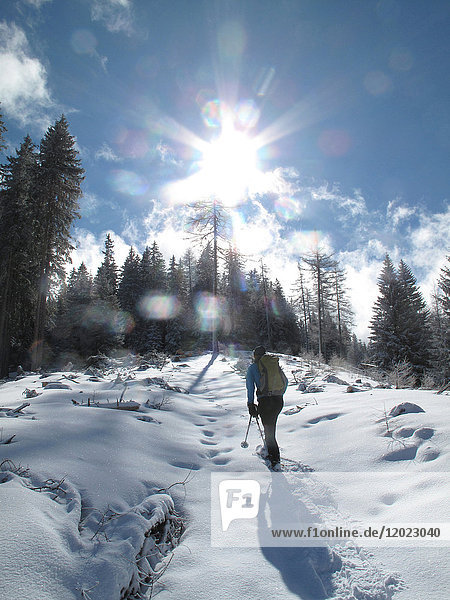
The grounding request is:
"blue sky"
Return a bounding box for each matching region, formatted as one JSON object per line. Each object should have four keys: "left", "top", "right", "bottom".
{"left": 1, "top": 0, "right": 449, "bottom": 339}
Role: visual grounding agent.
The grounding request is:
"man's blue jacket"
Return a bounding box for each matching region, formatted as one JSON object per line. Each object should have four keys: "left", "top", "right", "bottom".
{"left": 246, "top": 362, "right": 261, "bottom": 405}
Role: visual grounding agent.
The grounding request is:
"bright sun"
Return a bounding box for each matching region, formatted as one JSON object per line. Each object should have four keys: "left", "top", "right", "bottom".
{"left": 166, "top": 124, "right": 263, "bottom": 208}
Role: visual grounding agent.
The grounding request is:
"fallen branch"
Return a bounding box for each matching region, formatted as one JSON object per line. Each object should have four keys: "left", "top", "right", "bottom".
{"left": 12, "top": 402, "right": 30, "bottom": 414}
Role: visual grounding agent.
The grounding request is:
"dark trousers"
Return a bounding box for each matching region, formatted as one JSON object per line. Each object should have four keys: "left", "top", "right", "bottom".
{"left": 257, "top": 395, "right": 283, "bottom": 463}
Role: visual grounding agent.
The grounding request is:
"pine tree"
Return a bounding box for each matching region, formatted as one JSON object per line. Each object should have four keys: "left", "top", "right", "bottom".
{"left": 31, "top": 116, "right": 84, "bottom": 370}
{"left": 0, "top": 136, "right": 39, "bottom": 375}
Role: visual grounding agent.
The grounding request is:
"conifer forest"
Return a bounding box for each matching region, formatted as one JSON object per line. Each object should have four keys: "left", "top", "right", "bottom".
{"left": 0, "top": 110, "right": 448, "bottom": 386}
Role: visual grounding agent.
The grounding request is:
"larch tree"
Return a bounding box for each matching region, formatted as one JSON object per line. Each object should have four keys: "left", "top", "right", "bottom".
{"left": 303, "top": 248, "right": 337, "bottom": 359}
{"left": 330, "top": 265, "right": 354, "bottom": 358}
{"left": 188, "top": 198, "right": 230, "bottom": 352}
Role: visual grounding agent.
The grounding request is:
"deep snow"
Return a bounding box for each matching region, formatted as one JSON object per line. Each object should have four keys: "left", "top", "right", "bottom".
{"left": 0, "top": 352, "right": 448, "bottom": 599}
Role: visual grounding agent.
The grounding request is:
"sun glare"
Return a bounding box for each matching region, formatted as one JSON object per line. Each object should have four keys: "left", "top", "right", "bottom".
{"left": 199, "top": 127, "right": 260, "bottom": 205}
{"left": 165, "top": 119, "right": 265, "bottom": 207}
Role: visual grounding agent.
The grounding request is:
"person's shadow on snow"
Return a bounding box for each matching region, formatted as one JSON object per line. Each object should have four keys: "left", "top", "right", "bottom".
{"left": 257, "top": 472, "right": 340, "bottom": 600}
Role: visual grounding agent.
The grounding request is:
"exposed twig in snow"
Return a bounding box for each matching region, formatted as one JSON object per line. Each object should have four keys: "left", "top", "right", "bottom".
{"left": 76, "top": 581, "right": 99, "bottom": 599}
{"left": 156, "top": 470, "right": 195, "bottom": 495}
{"left": 0, "top": 458, "right": 29, "bottom": 477}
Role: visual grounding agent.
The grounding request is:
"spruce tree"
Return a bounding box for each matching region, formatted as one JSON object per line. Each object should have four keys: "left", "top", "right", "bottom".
{"left": 221, "top": 247, "right": 247, "bottom": 343}
{"left": 397, "top": 260, "right": 431, "bottom": 376}
{"left": 52, "top": 264, "right": 96, "bottom": 358}
{"left": 91, "top": 234, "right": 123, "bottom": 354}
{"left": 431, "top": 256, "right": 450, "bottom": 384}
{"left": 94, "top": 234, "right": 118, "bottom": 301}
{"left": 0, "top": 136, "right": 39, "bottom": 375}
{"left": 138, "top": 242, "right": 167, "bottom": 352}
{"left": 31, "top": 116, "right": 84, "bottom": 370}
{"left": 369, "top": 255, "right": 403, "bottom": 369}
{"left": 165, "top": 256, "right": 185, "bottom": 353}
{"left": 437, "top": 255, "right": 450, "bottom": 318}
{"left": 193, "top": 242, "right": 214, "bottom": 294}
{"left": 0, "top": 104, "right": 6, "bottom": 151}
{"left": 270, "top": 279, "right": 300, "bottom": 353}
{"left": 117, "top": 247, "right": 141, "bottom": 349}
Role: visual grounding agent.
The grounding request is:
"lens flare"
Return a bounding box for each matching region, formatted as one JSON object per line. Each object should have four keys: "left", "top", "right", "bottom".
{"left": 138, "top": 294, "right": 181, "bottom": 320}
{"left": 218, "top": 21, "right": 247, "bottom": 59}
{"left": 285, "top": 230, "right": 323, "bottom": 256}
{"left": 195, "top": 293, "right": 229, "bottom": 332}
{"left": 271, "top": 299, "right": 280, "bottom": 317}
{"left": 318, "top": 129, "right": 352, "bottom": 157}
{"left": 201, "top": 99, "right": 223, "bottom": 128}
{"left": 109, "top": 170, "right": 149, "bottom": 196}
{"left": 82, "top": 306, "right": 134, "bottom": 335}
{"left": 364, "top": 71, "right": 392, "bottom": 96}
{"left": 71, "top": 29, "right": 97, "bottom": 55}
{"left": 235, "top": 100, "right": 260, "bottom": 129}
{"left": 274, "top": 196, "right": 303, "bottom": 220}
{"left": 116, "top": 128, "right": 150, "bottom": 158}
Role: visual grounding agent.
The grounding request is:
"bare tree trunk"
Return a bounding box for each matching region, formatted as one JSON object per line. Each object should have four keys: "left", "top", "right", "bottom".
{"left": 212, "top": 198, "right": 219, "bottom": 354}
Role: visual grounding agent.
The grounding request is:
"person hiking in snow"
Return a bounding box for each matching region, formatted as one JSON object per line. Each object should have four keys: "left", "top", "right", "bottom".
{"left": 246, "top": 346, "right": 287, "bottom": 468}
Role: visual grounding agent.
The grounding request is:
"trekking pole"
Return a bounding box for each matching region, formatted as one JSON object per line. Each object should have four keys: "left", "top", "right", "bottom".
{"left": 255, "top": 416, "right": 265, "bottom": 443}
{"left": 240, "top": 416, "right": 252, "bottom": 448}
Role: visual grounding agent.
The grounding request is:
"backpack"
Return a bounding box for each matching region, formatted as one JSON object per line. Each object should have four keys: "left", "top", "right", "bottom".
{"left": 256, "top": 354, "right": 288, "bottom": 397}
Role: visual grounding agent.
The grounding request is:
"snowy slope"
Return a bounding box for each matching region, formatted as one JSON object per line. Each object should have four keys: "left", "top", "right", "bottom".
{"left": 0, "top": 352, "right": 448, "bottom": 600}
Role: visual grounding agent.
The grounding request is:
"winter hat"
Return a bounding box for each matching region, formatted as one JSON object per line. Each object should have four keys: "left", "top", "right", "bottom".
{"left": 253, "top": 346, "right": 266, "bottom": 359}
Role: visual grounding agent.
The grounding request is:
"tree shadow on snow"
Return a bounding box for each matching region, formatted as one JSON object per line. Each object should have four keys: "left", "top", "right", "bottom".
{"left": 188, "top": 351, "right": 219, "bottom": 394}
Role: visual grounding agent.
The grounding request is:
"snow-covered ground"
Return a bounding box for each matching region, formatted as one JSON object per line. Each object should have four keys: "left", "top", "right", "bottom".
{"left": 0, "top": 352, "right": 448, "bottom": 600}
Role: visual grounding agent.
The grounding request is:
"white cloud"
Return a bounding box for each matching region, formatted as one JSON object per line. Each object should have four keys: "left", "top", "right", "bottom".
{"left": 0, "top": 21, "right": 53, "bottom": 128}
{"left": 22, "top": 0, "right": 52, "bottom": 7}
{"left": 408, "top": 204, "right": 450, "bottom": 302}
{"left": 90, "top": 0, "right": 134, "bottom": 35}
{"left": 95, "top": 142, "right": 120, "bottom": 162}
{"left": 387, "top": 199, "right": 417, "bottom": 228}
